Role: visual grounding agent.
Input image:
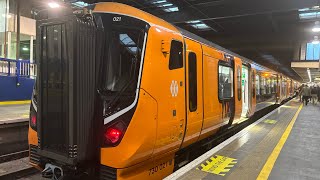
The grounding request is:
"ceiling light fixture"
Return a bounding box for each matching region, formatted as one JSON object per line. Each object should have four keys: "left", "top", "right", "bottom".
{"left": 307, "top": 68, "right": 312, "bottom": 82}
{"left": 48, "top": 2, "right": 60, "bottom": 8}
{"left": 312, "top": 21, "right": 320, "bottom": 32}
{"left": 186, "top": 20, "right": 211, "bottom": 30}
{"left": 312, "top": 36, "right": 320, "bottom": 44}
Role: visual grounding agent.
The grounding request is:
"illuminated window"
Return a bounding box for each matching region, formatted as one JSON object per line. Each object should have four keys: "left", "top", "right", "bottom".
{"left": 218, "top": 65, "right": 233, "bottom": 100}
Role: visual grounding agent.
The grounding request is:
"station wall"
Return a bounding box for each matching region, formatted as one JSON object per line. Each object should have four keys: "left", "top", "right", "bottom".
{"left": 0, "top": 76, "right": 34, "bottom": 101}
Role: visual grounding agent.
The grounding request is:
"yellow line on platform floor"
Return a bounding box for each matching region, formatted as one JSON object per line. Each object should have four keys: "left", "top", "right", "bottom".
{"left": 0, "top": 100, "right": 31, "bottom": 106}
{"left": 257, "top": 104, "right": 303, "bottom": 180}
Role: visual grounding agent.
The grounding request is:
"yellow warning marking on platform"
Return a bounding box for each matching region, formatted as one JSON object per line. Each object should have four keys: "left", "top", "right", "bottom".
{"left": 257, "top": 104, "right": 303, "bottom": 180}
{"left": 264, "top": 119, "right": 277, "bottom": 124}
{"left": 0, "top": 100, "right": 31, "bottom": 106}
{"left": 196, "top": 155, "right": 237, "bottom": 176}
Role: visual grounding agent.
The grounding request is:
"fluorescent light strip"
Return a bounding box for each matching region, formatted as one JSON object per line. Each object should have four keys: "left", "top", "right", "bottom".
{"left": 152, "top": 0, "right": 167, "bottom": 4}
{"left": 163, "top": 7, "right": 179, "bottom": 12}
{"left": 72, "top": 1, "right": 89, "bottom": 8}
{"left": 307, "top": 68, "right": 312, "bottom": 82}
{"left": 186, "top": 20, "right": 211, "bottom": 30}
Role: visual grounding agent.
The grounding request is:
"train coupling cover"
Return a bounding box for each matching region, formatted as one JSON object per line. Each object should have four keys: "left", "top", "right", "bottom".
{"left": 42, "top": 163, "right": 64, "bottom": 180}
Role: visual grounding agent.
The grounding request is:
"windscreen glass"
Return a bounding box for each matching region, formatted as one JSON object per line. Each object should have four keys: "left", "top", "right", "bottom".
{"left": 94, "top": 13, "right": 148, "bottom": 116}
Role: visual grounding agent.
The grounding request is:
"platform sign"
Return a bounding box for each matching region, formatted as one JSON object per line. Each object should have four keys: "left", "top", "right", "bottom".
{"left": 196, "top": 155, "right": 237, "bottom": 176}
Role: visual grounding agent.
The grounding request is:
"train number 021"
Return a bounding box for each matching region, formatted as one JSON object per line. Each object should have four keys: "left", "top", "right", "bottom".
{"left": 113, "top": 17, "right": 122, "bottom": 22}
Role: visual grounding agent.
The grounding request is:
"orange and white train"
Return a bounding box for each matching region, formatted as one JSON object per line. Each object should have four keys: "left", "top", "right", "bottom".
{"left": 28, "top": 2, "right": 298, "bottom": 179}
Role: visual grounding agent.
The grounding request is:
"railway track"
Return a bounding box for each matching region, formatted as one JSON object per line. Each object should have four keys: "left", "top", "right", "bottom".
{"left": 0, "top": 121, "right": 29, "bottom": 161}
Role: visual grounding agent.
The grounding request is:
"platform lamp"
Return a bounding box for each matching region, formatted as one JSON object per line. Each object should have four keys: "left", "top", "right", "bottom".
{"left": 312, "top": 21, "right": 320, "bottom": 32}
{"left": 48, "top": 1, "right": 61, "bottom": 8}
{"left": 312, "top": 36, "right": 320, "bottom": 44}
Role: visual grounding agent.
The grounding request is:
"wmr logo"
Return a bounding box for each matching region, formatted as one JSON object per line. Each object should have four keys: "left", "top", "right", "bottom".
{"left": 196, "top": 155, "right": 237, "bottom": 176}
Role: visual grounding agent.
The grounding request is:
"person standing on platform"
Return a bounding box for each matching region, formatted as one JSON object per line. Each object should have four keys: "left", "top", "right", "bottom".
{"left": 317, "top": 85, "right": 320, "bottom": 103}
{"left": 302, "top": 85, "right": 311, "bottom": 106}
{"left": 299, "top": 84, "right": 304, "bottom": 102}
{"left": 311, "top": 85, "right": 318, "bottom": 104}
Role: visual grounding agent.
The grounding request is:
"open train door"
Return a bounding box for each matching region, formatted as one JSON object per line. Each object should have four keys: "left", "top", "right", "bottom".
{"left": 249, "top": 68, "right": 257, "bottom": 116}
{"left": 241, "top": 64, "right": 250, "bottom": 117}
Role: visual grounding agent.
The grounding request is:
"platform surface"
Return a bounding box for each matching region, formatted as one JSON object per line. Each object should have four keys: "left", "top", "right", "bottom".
{"left": 0, "top": 157, "right": 32, "bottom": 176}
{"left": 0, "top": 104, "right": 30, "bottom": 124}
{"left": 269, "top": 102, "right": 320, "bottom": 179}
{"left": 166, "top": 99, "right": 307, "bottom": 180}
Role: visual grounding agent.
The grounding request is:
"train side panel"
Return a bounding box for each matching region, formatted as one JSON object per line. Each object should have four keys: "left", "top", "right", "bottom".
{"left": 180, "top": 38, "right": 204, "bottom": 148}
{"left": 199, "top": 45, "right": 225, "bottom": 140}
{"left": 138, "top": 27, "right": 186, "bottom": 157}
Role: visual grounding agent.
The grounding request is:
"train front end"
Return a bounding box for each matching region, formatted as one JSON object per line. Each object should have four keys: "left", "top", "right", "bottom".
{"left": 28, "top": 3, "right": 158, "bottom": 179}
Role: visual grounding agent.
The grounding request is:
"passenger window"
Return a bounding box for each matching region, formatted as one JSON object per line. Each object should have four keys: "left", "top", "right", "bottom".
{"left": 218, "top": 65, "right": 233, "bottom": 100}
{"left": 237, "top": 66, "right": 241, "bottom": 101}
{"left": 252, "top": 72, "right": 255, "bottom": 98}
{"left": 255, "top": 75, "right": 260, "bottom": 95}
{"left": 169, "top": 40, "right": 183, "bottom": 70}
{"left": 188, "top": 52, "right": 197, "bottom": 112}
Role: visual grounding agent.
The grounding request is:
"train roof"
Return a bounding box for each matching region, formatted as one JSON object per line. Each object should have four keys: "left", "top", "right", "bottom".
{"left": 93, "top": 2, "right": 180, "bottom": 33}
{"left": 92, "top": 2, "right": 289, "bottom": 79}
{"left": 177, "top": 27, "right": 269, "bottom": 72}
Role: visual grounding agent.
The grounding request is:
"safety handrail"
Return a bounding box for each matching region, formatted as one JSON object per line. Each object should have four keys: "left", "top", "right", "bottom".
{"left": 0, "top": 58, "right": 36, "bottom": 84}
{"left": 0, "top": 58, "right": 36, "bottom": 78}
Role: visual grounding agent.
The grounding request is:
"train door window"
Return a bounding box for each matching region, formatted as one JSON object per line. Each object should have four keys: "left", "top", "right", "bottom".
{"left": 255, "top": 75, "right": 260, "bottom": 95}
{"left": 188, "top": 52, "right": 197, "bottom": 112}
{"left": 218, "top": 65, "right": 233, "bottom": 100}
{"left": 266, "top": 78, "right": 270, "bottom": 94}
{"left": 169, "top": 40, "right": 183, "bottom": 70}
{"left": 237, "top": 66, "right": 241, "bottom": 101}
{"left": 241, "top": 66, "right": 249, "bottom": 117}
{"left": 252, "top": 72, "right": 255, "bottom": 98}
{"left": 275, "top": 78, "right": 278, "bottom": 93}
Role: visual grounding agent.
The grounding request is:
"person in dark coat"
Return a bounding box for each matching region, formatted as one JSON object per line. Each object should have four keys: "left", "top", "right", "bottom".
{"left": 301, "top": 85, "right": 311, "bottom": 106}
{"left": 311, "top": 85, "right": 318, "bottom": 104}
{"left": 317, "top": 85, "right": 320, "bottom": 102}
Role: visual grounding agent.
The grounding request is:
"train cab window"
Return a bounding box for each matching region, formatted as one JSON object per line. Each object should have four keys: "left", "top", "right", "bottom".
{"left": 188, "top": 52, "right": 197, "bottom": 112}
{"left": 169, "top": 40, "right": 183, "bottom": 70}
{"left": 237, "top": 66, "right": 241, "bottom": 101}
{"left": 218, "top": 65, "right": 233, "bottom": 100}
